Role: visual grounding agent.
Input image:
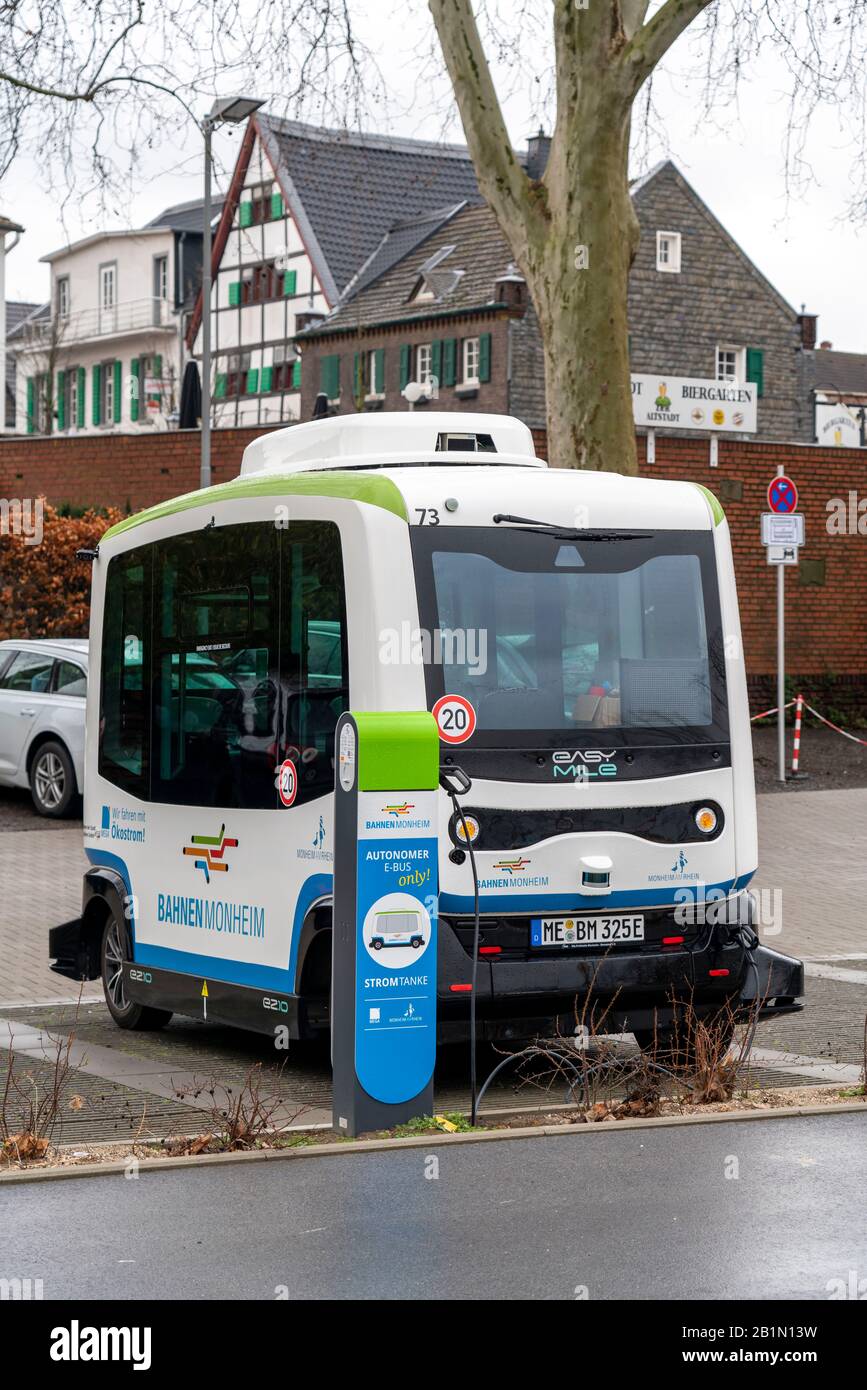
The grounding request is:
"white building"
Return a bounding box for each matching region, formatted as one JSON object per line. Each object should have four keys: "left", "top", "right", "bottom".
{"left": 188, "top": 115, "right": 483, "bottom": 427}
{"left": 11, "top": 198, "right": 220, "bottom": 435}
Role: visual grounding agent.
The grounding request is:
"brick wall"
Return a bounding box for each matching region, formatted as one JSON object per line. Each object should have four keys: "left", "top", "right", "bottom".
{"left": 0, "top": 425, "right": 281, "bottom": 514}
{"left": 2, "top": 424, "right": 865, "bottom": 713}
{"left": 533, "top": 428, "right": 867, "bottom": 715}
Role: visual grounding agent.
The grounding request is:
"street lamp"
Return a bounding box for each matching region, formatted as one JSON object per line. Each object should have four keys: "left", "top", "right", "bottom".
{"left": 200, "top": 95, "right": 264, "bottom": 490}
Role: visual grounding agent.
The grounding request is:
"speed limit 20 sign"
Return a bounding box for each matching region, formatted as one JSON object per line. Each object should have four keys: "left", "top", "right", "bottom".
{"left": 432, "top": 694, "right": 476, "bottom": 745}
{"left": 277, "top": 758, "right": 298, "bottom": 807}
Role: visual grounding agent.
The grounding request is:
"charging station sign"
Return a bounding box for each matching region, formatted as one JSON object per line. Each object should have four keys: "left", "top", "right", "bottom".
{"left": 354, "top": 792, "right": 438, "bottom": 1104}
{"left": 332, "top": 711, "right": 440, "bottom": 1135}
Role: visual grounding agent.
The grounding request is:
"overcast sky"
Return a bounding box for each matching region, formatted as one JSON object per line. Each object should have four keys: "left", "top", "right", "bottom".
{"left": 2, "top": 2, "right": 864, "bottom": 353}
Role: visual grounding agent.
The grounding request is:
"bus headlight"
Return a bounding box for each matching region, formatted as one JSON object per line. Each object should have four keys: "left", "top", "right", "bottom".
{"left": 694, "top": 806, "right": 718, "bottom": 834}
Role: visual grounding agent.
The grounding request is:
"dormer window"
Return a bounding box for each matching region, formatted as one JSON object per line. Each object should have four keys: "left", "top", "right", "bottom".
{"left": 656, "top": 230, "right": 682, "bottom": 273}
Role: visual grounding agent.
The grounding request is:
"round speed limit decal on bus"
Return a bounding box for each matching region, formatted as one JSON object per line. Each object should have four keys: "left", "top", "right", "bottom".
{"left": 277, "top": 759, "right": 298, "bottom": 807}
{"left": 432, "top": 694, "right": 477, "bottom": 744}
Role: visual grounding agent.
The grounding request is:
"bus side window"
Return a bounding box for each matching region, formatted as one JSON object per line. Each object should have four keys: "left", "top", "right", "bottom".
{"left": 282, "top": 521, "right": 348, "bottom": 802}
{"left": 100, "top": 550, "right": 150, "bottom": 795}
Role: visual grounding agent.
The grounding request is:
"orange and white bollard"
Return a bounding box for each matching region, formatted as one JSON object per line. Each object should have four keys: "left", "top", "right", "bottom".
{"left": 792, "top": 693, "right": 803, "bottom": 775}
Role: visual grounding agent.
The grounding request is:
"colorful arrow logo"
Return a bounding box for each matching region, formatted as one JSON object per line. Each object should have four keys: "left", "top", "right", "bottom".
{"left": 183, "top": 824, "right": 239, "bottom": 883}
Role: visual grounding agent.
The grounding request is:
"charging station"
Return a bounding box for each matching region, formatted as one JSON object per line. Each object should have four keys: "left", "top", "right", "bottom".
{"left": 332, "top": 711, "right": 440, "bottom": 1137}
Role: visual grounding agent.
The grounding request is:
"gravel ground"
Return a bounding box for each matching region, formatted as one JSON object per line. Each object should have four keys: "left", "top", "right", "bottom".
{"left": 752, "top": 723, "right": 867, "bottom": 792}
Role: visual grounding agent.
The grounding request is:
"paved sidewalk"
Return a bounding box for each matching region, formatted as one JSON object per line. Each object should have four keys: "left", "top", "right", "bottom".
{"left": 0, "top": 828, "right": 95, "bottom": 1007}
{"left": 754, "top": 787, "right": 867, "bottom": 960}
{"left": 0, "top": 787, "right": 864, "bottom": 1008}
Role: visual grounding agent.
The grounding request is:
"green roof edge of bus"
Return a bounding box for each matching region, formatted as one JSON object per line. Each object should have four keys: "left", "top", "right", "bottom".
{"left": 692, "top": 483, "right": 725, "bottom": 527}
{"left": 354, "top": 711, "right": 440, "bottom": 792}
{"left": 101, "top": 471, "right": 409, "bottom": 541}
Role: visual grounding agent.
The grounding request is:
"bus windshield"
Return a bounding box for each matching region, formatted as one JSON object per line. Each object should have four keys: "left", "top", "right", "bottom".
{"left": 411, "top": 525, "right": 728, "bottom": 746}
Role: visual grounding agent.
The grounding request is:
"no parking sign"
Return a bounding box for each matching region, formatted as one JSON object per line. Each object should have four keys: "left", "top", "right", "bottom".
{"left": 768, "top": 475, "right": 798, "bottom": 514}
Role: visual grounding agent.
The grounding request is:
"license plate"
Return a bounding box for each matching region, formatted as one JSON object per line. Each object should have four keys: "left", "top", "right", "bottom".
{"left": 530, "top": 914, "right": 645, "bottom": 948}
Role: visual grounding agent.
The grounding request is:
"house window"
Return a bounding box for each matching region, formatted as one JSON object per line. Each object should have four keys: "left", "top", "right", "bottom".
{"left": 240, "top": 261, "right": 279, "bottom": 305}
{"left": 57, "top": 277, "right": 70, "bottom": 320}
{"left": 35, "top": 373, "right": 50, "bottom": 432}
{"left": 656, "top": 231, "right": 682, "bottom": 273}
{"left": 716, "top": 344, "right": 746, "bottom": 384}
{"left": 462, "top": 337, "right": 480, "bottom": 385}
{"left": 226, "top": 352, "right": 252, "bottom": 396}
{"left": 272, "top": 345, "right": 298, "bottom": 392}
{"left": 244, "top": 182, "right": 275, "bottom": 226}
{"left": 67, "top": 368, "right": 79, "bottom": 429}
{"left": 365, "top": 349, "right": 385, "bottom": 398}
{"left": 99, "top": 264, "right": 116, "bottom": 332}
{"left": 417, "top": 344, "right": 433, "bottom": 384}
{"left": 103, "top": 361, "right": 116, "bottom": 423}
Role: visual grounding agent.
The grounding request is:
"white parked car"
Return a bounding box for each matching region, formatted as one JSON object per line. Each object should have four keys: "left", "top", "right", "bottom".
{"left": 0, "top": 638, "right": 88, "bottom": 817}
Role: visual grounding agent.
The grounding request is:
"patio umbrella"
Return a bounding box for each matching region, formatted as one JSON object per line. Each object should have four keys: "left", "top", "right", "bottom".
{"left": 179, "top": 360, "right": 202, "bottom": 429}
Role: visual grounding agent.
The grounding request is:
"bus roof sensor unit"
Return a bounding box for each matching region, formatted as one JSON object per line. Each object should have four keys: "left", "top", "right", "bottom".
{"left": 239, "top": 412, "right": 543, "bottom": 478}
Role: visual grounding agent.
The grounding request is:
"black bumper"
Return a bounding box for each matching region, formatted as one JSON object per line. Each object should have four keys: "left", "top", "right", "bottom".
{"left": 435, "top": 914, "right": 805, "bottom": 1038}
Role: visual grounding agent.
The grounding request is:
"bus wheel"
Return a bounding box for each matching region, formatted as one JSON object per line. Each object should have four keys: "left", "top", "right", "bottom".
{"left": 101, "top": 913, "right": 172, "bottom": 1031}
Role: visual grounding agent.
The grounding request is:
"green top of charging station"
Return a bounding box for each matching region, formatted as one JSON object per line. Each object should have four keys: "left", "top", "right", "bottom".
{"left": 354, "top": 711, "right": 440, "bottom": 792}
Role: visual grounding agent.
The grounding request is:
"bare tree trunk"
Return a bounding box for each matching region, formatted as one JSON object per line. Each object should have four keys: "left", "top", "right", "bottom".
{"left": 530, "top": 97, "right": 638, "bottom": 471}
{"left": 430, "top": 0, "right": 711, "bottom": 473}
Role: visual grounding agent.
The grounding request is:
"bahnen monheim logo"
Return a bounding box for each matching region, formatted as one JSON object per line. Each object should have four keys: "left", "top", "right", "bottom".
{"left": 183, "top": 825, "right": 239, "bottom": 883}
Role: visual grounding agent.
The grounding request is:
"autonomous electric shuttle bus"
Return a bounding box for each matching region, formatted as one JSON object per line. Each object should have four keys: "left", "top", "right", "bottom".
{"left": 50, "top": 413, "right": 804, "bottom": 1052}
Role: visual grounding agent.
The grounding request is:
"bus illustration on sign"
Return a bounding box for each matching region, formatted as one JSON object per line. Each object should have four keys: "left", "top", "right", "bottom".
{"left": 369, "top": 909, "right": 425, "bottom": 951}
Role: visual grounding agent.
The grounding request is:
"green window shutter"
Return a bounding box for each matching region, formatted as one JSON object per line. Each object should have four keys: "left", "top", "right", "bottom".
{"left": 320, "top": 354, "right": 340, "bottom": 400}
{"left": 373, "top": 348, "right": 385, "bottom": 395}
{"left": 240, "top": 201, "right": 253, "bottom": 228}
{"left": 353, "top": 351, "right": 363, "bottom": 398}
{"left": 261, "top": 365, "right": 273, "bottom": 392}
{"left": 746, "top": 347, "right": 765, "bottom": 398}
{"left": 228, "top": 281, "right": 241, "bottom": 308}
{"left": 153, "top": 354, "right": 162, "bottom": 377}
{"left": 26, "top": 377, "right": 35, "bottom": 434}
{"left": 215, "top": 372, "right": 227, "bottom": 399}
{"left": 271, "top": 191, "right": 284, "bottom": 220}
{"left": 246, "top": 368, "right": 259, "bottom": 394}
{"left": 92, "top": 364, "right": 102, "bottom": 426}
{"left": 283, "top": 268, "right": 297, "bottom": 297}
{"left": 113, "top": 360, "right": 122, "bottom": 422}
{"left": 399, "top": 344, "right": 411, "bottom": 389}
{"left": 442, "top": 338, "right": 457, "bottom": 387}
{"left": 130, "top": 357, "right": 140, "bottom": 422}
{"left": 76, "top": 368, "right": 86, "bottom": 427}
{"left": 57, "top": 371, "right": 66, "bottom": 430}
{"left": 431, "top": 340, "right": 443, "bottom": 384}
{"left": 291, "top": 358, "right": 301, "bottom": 390}
{"left": 479, "top": 332, "right": 492, "bottom": 383}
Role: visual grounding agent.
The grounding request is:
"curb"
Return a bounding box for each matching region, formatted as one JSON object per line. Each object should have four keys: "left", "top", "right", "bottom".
{"left": 1, "top": 1098, "right": 864, "bottom": 1185}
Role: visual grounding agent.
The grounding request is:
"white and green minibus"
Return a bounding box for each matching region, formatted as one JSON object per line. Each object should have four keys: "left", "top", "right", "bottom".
{"left": 50, "top": 412, "right": 803, "bottom": 1051}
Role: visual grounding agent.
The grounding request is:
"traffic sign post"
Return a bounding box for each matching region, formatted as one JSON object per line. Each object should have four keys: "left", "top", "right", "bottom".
{"left": 762, "top": 471, "right": 803, "bottom": 783}
{"left": 331, "top": 710, "right": 440, "bottom": 1137}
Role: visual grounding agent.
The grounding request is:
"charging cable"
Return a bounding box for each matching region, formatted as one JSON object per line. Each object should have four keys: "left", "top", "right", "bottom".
{"left": 439, "top": 766, "right": 481, "bottom": 1125}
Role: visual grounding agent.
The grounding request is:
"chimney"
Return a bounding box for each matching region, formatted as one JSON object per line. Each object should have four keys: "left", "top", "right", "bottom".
{"left": 819, "top": 340, "right": 833, "bottom": 350}
{"left": 495, "top": 263, "right": 527, "bottom": 314}
{"left": 525, "top": 129, "right": 551, "bottom": 182}
{"left": 797, "top": 311, "right": 818, "bottom": 350}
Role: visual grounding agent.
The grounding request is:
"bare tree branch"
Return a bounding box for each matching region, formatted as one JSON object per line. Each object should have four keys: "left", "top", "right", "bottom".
{"left": 428, "top": 0, "right": 546, "bottom": 256}
{"left": 620, "top": 0, "right": 714, "bottom": 98}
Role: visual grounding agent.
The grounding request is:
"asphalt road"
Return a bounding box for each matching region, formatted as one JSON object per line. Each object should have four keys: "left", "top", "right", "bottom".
{"left": 4, "top": 1112, "right": 865, "bottom": 1300}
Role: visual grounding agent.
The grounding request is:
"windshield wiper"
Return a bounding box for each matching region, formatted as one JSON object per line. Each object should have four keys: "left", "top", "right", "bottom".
{"left": 493, "top": 513, "right": 651, "bottom": 541}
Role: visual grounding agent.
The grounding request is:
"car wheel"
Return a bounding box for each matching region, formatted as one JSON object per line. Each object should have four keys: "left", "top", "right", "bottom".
{"left": 373, "top": 939, "right": 383, "bottom": 950}
{"left": 101, "top": 911, "right": 173, "bottom": 1031}
{"left": 30, "top": 740, "right": 76, "bottom": 818}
